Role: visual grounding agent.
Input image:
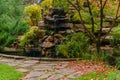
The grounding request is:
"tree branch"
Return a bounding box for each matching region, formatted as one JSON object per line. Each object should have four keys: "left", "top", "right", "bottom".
{"left": 103, "top": 0, "right": 120, "bottom": 41}
{"left": 86, "top": 0, "right": 95, "bottom": 33}
{"left": 102, "top": 0, "right": 108, "bottom": 9}
{"left": 67, "top": 0, "right": 96, "bottom": 40}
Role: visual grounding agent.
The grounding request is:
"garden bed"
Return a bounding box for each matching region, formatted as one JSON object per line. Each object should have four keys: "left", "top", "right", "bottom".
{"left": 0, "top": 53, "right": 79, "bottom": 61}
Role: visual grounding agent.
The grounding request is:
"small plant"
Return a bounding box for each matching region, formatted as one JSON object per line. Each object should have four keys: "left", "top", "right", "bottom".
{"left": 56, "top": 32, "right": 89, "bottom": 58}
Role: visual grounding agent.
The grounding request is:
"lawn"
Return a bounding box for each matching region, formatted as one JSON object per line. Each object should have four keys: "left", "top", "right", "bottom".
{"left": 73, "top": 69, "right": 120, "bottom": 80}
{"left": 0, "top": 63, "right": 23, "bottom": 80}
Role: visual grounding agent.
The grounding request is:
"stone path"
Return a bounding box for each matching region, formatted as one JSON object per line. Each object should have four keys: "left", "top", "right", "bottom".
{"left": 0, "top": 57, "right": 82, "bottom": 80}
{"left": 0, "top": 57, "right": 106, "bottom": 80}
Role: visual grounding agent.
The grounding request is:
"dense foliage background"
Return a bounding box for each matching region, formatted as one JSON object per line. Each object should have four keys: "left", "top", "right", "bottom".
{"left": 0, "top": 0, "right": 28, "bottom": 47}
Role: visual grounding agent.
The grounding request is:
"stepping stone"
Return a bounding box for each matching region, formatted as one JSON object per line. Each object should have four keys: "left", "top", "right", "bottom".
{"left": 0, "top": 59, "right": 13, "bottom": 63}
{"left": 29, "top": 77, "right": 40, "bottom": 80}
{"left": 67, "top": 71, "right": 83, "bottom": 79}
{"left": 14, "top": 60, "right": 24, "bottom": 65}
{"left": 24, "top": 60, "right": 39, "bottom": 64}
{"left": 34, "top": 64, "right": 49, "bottom": 67}
{"left": 39, "top": 73, "right": 52, "bottom": 79}
{"left": 54, "top": 64, "right": 68, "bottom": 69}
{"left": 24, "top": 71, "right": 46, "bottom": 79}
{"left": 56, "top": 68, "right": 76, "bottom": 75}
{"left": 17, "top": 68, "right": 29, "bottom": 73}
{"left": 22, "top": 77, "right": 40, "bottom": 80}
{"left": 7, "top": 63, "right": 18, "bottom": 67}
{"left": 47, "top": 74, "right": 64, "bottom": 80}
{"left": 34, "top": 67, "right": 52, "bottom": 71}
{"left": 19, "top": 63, "right": 34, "bottom": 67}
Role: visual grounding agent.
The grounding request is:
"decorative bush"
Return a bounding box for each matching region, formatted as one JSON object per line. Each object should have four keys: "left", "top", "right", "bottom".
{"left": 56, "top": 32, "right": 89, "bottom": 58}
{"left": 24, "top": 4, "right": 42, "bottom": 26}
{"left": 20, "top": 26, "right": 45, "bottom": 47}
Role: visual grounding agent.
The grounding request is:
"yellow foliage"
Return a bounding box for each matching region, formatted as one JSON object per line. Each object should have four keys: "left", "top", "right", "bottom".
{"left": 24, "top": 4, "right": 42, "bottom": 19}
{"left": 24, "top": 4, "right": 42, "bottom": 25}
{"left": 40, "top": 0, "right": 53, "bottom": 15}
{"left": 20, "top": 26, "right": 45, "bottom": 46}
{"left": 40, "top": 0, "right": 53, "bottom": 8}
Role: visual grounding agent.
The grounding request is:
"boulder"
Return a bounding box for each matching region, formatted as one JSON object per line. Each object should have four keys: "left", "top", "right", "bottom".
{"left": 45, "top": 36, "right": 54, "bottom": 42}
{"left": 38, "top": 30, "right": 46, "bottom": 38}
{"left": 66, "top": 29, "right": 74, "bottom": 34}
{"left": 40, "top": 41, "right": 55, "bottom": 48}
{"left": 58, "top": 31, "right": 66, "bottom": 34}
{"left": 53, "top": 34, "right": 65, "bottom": 44}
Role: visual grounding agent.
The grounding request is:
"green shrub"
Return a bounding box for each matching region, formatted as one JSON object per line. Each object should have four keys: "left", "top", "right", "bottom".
{"left": 116, "top": 57, "right": 120, "bottom": 69}
{"left": 111, "top": 24, "right": 120, "bottom": 47}
{"left": 56, "top": 32, "right": 89, "bottom": 58}
{"left": 0, "top": 0, "right": 28, "bottom": 47}
{"left": 24, "top": 4, "right": 42, "bottom": 26}
{"left": 20, "top": 26, "right": 45, "bottom": 47}
{"left": 71, "top": 11, "right": 91, "bottom": 23}
{"left": 103, "top": 48, "right": 120, "bottom": 67}
{"left": 4, "top": 36, "right": 17, "bottom": 46}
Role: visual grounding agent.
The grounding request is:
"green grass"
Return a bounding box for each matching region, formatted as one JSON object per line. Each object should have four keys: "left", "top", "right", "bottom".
{"left": 73, "top": 69, "right": 120, "bottom": 80}
{"left": 0, "top": 63, "right": 23, "bottom": 80}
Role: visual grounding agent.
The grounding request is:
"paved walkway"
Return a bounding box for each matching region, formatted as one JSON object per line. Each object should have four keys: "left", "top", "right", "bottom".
{"left": 0, "top": 57, "right": 104, "bottom": 80}
{"left": 0, "top": 57, "right": 82, "bottom": 80}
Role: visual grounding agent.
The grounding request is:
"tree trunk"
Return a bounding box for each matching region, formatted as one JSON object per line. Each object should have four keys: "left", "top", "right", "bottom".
{"left": 96, "top": 39, "right": 101, "bottom": 54}
{"left": 96, "top": 0, "right": 103, "bottom": 54}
